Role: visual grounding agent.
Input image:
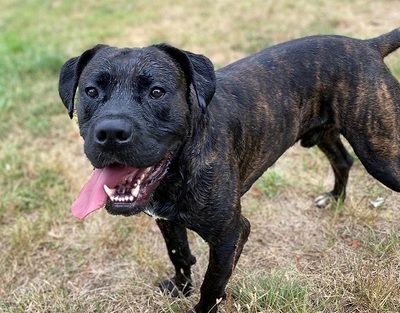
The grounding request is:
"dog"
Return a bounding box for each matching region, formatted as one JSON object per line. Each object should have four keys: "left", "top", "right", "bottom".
{"left": 59, "top": 28, "right": 400, "bottom": 312}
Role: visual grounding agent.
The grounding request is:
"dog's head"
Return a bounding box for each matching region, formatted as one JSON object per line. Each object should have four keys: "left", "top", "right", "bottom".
{"left": 58, "top": 44, "right": 216, "bottom": 218}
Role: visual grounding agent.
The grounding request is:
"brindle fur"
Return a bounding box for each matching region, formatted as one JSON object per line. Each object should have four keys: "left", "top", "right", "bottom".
{"left": 59, "top": 29, "right": 400, "bottom": 312}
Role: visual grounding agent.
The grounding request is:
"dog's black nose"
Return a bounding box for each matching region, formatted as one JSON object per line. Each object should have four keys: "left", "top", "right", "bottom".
{"left": 94, "top": 119, "right": 133, "bottom": 146}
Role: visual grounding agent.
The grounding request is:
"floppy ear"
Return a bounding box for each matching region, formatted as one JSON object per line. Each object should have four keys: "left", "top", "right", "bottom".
{"left": 58, "top": 44, "right": 108, "bottom": 119}
{"left": 154, "top": 43, "right": 216, "bottom": 113}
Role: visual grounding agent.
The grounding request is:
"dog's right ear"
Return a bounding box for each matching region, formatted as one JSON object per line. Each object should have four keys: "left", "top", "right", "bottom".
{"left": 58, "top": 44, "right": 108, "bottom": 119}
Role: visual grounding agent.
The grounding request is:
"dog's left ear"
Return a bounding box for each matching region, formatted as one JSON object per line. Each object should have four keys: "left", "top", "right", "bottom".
{"left": 155, "top": 44, "right": 216, "bottom": 112}
{"left": 58, "top": 44, "right": 109, "bottom": 119}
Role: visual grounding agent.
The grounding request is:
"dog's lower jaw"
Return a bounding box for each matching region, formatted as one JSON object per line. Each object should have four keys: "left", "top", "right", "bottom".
{"left": 104, "top": 200, "right": 146, "bottom": 216}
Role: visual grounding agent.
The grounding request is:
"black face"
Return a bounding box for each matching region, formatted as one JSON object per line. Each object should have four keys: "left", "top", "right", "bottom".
{"left": 73, "top": 47, "right": 192, "bottom": 216}
{"left": 77, "top": 47, "right": 190, "bottom": 170}
{"left": 59, "top": 43, "right": 215, "bottom": 217}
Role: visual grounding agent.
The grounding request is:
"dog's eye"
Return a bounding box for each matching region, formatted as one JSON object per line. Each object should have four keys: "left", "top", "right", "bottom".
{"left": 85, "top": 87, "right": 99, "bottom": 98}
{"left": 150, "top": 87, "right": 165, "bottom": 99}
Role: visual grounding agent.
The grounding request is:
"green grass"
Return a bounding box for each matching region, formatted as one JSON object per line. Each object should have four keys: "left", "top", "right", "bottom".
{"left": 364, "top": 228, "right": 400, "bottom": 260}
{"left": 254, "top": 168, "right": 289, "bottom": 198}
{"left": 231, "top": 270, "right": 309, "bottom": 312}
{"left": 0, "top": 0, "right": 400, "bottom": 312}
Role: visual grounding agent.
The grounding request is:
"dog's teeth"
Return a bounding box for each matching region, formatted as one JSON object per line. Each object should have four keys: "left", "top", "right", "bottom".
{"left": 103, "top": 185, "right": 116, "bottom": 198}
{"left": 131, "top": 184, "right": 140, "bottom": 197}
{"left": 144, "top": 166, "right": 152, "bottom": 173}
{"left": 140, "top": 174, "right": 145, "bottom": 180}
{"left": 129, "top": 195, "right": 134, "bottom": 202}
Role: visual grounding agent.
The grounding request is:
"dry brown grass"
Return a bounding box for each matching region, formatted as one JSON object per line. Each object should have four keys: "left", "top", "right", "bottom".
{"left": 1, "top": 0, "right": 400, "bottom": 312}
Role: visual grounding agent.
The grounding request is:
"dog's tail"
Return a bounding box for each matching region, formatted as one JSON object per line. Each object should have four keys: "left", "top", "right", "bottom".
{"left": 367, "top": 28, "right": 400, "bottom": 58}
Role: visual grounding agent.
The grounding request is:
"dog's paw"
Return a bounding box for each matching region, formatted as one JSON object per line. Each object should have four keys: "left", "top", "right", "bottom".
{"left": 314, "top": 193, "right": 333, "bottom": 209}
{"left": 159, "top": 276, "right": 192, "bottom": 297}
{"left": 315, "top": 191, "right": 344, "bottom": 209}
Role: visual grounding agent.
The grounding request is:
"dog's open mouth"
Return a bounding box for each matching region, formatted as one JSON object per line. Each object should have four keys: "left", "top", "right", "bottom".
{"left": 71, "top": 154, "right": 171, "bottom": 219}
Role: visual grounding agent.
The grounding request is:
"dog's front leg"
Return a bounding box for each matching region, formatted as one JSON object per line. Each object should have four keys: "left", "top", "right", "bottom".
{"left": 156, "top": 219, "right": 196, "bottom": 297}
{"left": 192, "top": 215, "right": 250, "bottom": 313}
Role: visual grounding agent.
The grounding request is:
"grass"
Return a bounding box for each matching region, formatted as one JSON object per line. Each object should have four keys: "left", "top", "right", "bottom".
{"left": 0, "top": 0, "right": 400, "bottom": 312}
{"left": 252, "top": 168, "right": 289, "bottom": 198}
{"left": 230, "top": 270, "right": 309, "bottom": 312}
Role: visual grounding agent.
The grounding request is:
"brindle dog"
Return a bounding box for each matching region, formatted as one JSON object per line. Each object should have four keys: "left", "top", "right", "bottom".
{"left": 59, "top": 28, "right": 400, "bottom": 312}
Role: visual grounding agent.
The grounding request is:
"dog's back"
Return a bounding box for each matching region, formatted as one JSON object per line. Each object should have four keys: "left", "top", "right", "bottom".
{"left": 210, "top": 28, "right": 400, "bottom": 194}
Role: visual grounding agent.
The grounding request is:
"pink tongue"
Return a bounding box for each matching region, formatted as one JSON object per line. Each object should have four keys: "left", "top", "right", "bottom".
{"left": 71, "top": 164, "right": 138, "bottom": 219}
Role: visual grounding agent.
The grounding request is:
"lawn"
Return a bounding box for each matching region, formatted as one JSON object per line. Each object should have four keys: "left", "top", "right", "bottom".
{"left": 0, "top": 0, "right": 399, "bottom": 312}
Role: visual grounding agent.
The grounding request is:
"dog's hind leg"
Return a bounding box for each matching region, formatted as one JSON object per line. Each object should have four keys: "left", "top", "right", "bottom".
{"left": 345, "top": 135, "right": 400, "bottom": 193}
{"left": 315, "top": 130, "right": 354, "bottom": 208}
{"left": 156, "top": 219, "right": 197, "bottom": 297}
{"left": 342, "top": 74, "right": 400, "bottom": 193}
